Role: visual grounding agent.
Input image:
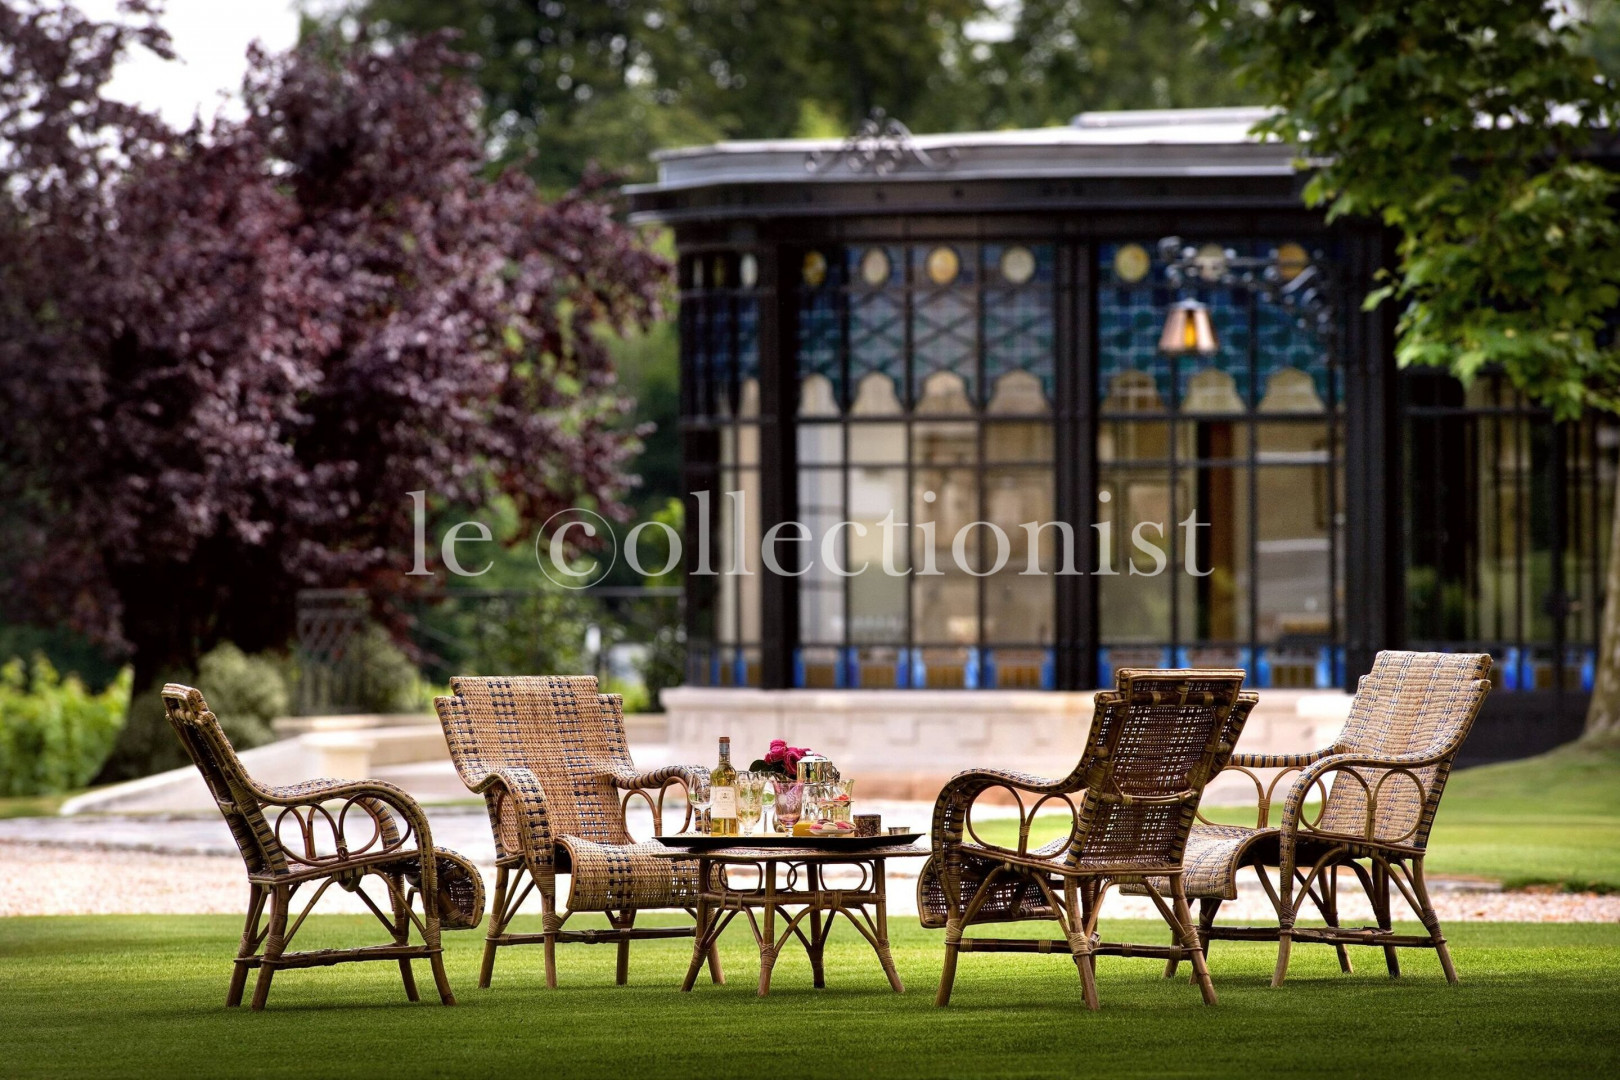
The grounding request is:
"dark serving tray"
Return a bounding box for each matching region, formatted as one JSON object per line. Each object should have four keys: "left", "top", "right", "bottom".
{"left": 656, "top": 832, "right": 923, "bottom": 853}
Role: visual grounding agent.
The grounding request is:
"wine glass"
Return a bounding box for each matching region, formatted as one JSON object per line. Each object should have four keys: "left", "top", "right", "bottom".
{"left": 736, "top": 772, "right": 764, "bottom": 835}
{"left": 687, "top": 775, "right": 712, "bottom": 835}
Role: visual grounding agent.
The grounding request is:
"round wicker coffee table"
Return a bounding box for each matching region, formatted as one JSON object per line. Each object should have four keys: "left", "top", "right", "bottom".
{"left": 656, "top": 841, "right": 926, "bottom": 997}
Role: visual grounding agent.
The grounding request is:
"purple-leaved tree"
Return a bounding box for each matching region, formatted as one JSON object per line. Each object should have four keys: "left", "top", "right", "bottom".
{"left": 0, "top": 2, "right": 665, "bottom": 778}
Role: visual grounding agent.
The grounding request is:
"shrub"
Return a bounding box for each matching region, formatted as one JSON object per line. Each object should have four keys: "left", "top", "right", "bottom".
{"left": 196, "top": 643, "right": 290, "bottom": 749}
{"left": 0, "top": 656, "right": 131, "bottom": 796}
{"left": 352, "top": 625, "right": 427, "bottom": 715}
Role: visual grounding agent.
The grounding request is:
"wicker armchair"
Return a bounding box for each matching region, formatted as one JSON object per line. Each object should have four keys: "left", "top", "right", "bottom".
{"left": 1167, "top": 650, "right": 1492, "bottom": 987}
{"left": 161, "top": 684, "right": 484, "bottom": 1010}
{"left": 433, "top": 675, "right": 720, "bottom": 989}
{"left": 918, "top": 669, "right": 1256, "bottom": 1010}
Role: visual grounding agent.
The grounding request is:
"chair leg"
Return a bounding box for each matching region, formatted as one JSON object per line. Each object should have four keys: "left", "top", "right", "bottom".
{"left": 1409, "top": 858, "right": 1459, "bottom": 985}
{"left": 541, "top": 889, "right": 561, "bottom": 990}
{"left": 1178, "top": 897, "right": 1221, "bottom": 985}
{"left": 1171, "top": 879, "right": 1217, "bottom": 1006}
{"left": 227, "top": 883, "right": 267, "bottom": 1007}
{"left": 250, "top": 885, "right": 289, "bottom": 1011}
{"left": 388, "top": 873, "right": 421, "bottom": 1002}
{"left": 612, "top": 910, "right": 635, "bottom": 986}
{"left": 1324, "top": 867, "right": 1353, "bottom": 974}
{"left": 706, "top": 939, "right": 725, "bottom": 984}
{"left": 1064, "top": 879, "right": 1099, "bottom": 1011}
{"left": 936, "top": 922, "right": 962, "bottom": 1007}
{"left": 1373, "top": 860, "right": 1401, "bottom": 978}
{"left": 479, "top": 865, "right": 510, "bottom": 989}
{"left": 428, "top": 945, "right": 456, "bottom": 1006}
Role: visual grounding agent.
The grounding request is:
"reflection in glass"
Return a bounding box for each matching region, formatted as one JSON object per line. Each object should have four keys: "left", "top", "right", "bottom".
{"left": 1176, "top": 467, "right": 1251, "bottom": 642}
{"left": 1258, "top": 367, "right": 1327, "bottom": 413}
{"left": 986, "top": 420, "right": 1053, "bottom": 462}
{"left": 985, "top": 468, "right": 1056, "bottom": 644}
{"left": 1097, "top": 470, "right": 1172, "bottom": 643}
{"left": 847, "top": 467, "right": 907, "bottom": 644}
{"left": 1256, "top": 464, "right": 1331, "bottom": 644}
{"left": 986, "top": 370, "right": 1049, "bottom": 415}
{"left": 914, "top": 469, "right": 978, "bottom": 644}
{"left": 799, "top": 468, "right": 845, "bottom": 645}
{"left": 915, "top": 370, "right": 973, "bottom": 415}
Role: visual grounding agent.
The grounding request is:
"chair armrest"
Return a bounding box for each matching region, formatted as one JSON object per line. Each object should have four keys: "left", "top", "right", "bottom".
{"left": 930, "top": 768, "right": 1083, "bottom": 861}
{"left": 1276, "top": 750, "right": 1448, "bottom": 845}
{"left": 1229, "top": 748, "right": 1335, "bottom": 769}
{"left": 611, "top": 764, "right": 709, "bottom": 835}
{"left": 468, "top": 767, "right": 557, "bottom": 870}
{"left": 253, "top": 777, "right": 430, "bottom": 866}
{"left": 1198, "top": 747, "right": 1337, "bottom": 829}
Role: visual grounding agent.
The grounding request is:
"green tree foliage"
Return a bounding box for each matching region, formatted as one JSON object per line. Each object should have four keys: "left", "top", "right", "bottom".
{"left": 195, "top": 643, "right": 290, "bottom": 748}
{"left": 1209, "top": 0, "right": 1620, "bottom": 738}
{"left": 1214, "top": 0, "right": 1620, "bottom": 417}
{"left": 342, "top": 0, "right": 1255, "bottom": 188}
{"left": 968, "top": 0, "right": 1256, "bottom": 130}
{"left": 350, "top": 0, "right": 981, "bottom": 189}
{"left": 0, "top": 657, "right": 131, "bottom": 796}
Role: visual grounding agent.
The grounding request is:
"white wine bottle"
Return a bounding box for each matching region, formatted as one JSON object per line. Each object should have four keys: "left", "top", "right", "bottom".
{"left": 709, "top": 736, "right": 739, "bottom": 837}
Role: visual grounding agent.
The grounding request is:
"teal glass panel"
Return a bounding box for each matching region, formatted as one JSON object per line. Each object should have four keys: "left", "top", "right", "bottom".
{"left": 910, "top": 244, "right": 977, "bottom": 404}
{"left": 983, "top": 243, "right": 1055, "bottom": 406}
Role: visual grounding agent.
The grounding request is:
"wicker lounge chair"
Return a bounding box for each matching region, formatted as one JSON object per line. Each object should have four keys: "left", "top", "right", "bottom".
{"left": 1165, "top": 650, "right": 1492, "bottom": 987}
{"left": 918, "top": 669, "right": 1256, "bottom": 1010}
{"left": 433, "top": 674, "right": 720, "bottom": 988}
{"left": 161, "top": 684, "right": 484, "bottom": 1010}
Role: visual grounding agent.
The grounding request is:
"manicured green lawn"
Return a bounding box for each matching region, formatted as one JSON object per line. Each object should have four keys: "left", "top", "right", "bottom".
{"left": 0, "top": 914, "right": 1616, "bottom": 1079}
{"left": 971, "top": 743, "right": 1620, "bottom": 892}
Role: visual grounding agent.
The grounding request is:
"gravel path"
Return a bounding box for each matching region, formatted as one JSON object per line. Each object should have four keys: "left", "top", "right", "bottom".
{"left": 2, "top": 808, "right": 1616, "bottom": 922}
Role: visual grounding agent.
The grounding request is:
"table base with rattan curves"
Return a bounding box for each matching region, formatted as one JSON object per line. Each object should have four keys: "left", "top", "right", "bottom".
{"left": 659, "top": 846, "right": 926, "bottom": 997}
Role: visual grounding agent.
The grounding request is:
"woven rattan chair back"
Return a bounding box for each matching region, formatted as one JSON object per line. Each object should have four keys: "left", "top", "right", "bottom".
{"left": 1316, "top": 651, "right": 1491, "bottom": 846}
{"left": 438, "top": 675, "right": 634, "bottom": 857}
{"left": 1066, "top": 669, "right": 1255, "bottom": 870}
{"left": 163, "top": 685, "right": 287, "bottom": 876}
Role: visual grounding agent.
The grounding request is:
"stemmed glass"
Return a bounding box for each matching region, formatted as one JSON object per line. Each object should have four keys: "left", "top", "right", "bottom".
{"left": 736, "top": 772, "right": 765, "bottom": 836}
{"left": 687, "top": 775, "right": 712, "bottom": 835}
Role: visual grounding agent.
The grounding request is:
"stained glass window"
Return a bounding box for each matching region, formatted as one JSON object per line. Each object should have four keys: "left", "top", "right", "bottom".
{"left": 1095, "top": 241, "right": 1344, "bottom": 688}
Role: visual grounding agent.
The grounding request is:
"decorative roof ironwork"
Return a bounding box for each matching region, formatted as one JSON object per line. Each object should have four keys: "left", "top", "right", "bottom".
{"left": 805, "top": 110, "right": 959, "bottom": 177}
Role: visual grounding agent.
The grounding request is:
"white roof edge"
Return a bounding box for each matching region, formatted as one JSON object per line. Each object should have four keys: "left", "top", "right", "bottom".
{"left": 650, "top": 106, "right": 1285, "bottom": 164}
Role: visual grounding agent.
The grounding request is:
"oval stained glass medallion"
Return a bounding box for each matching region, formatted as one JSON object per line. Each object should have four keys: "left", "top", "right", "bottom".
{"left": 925, "top": 245, "right": 961, "bottom": 286}
{"left": 999, "top": 245, "right": 1036, "bottom": 285}
{"left": 1194, "top": 243, "right": 1228, "bottom": 283}
{"left": 859, "top": 247, "right": 891, "bottom": 287}
{"left": 1113, "top": 243, "right": 1150, "bottom": 283}
{"left": 1275, "top": 242, "right": 1309, "bottom": 283}
{"left": 802, "top": 250, "right": 827, "bottom": 288}
{"left": 739, "top": 252, "right": 759, "bottom": 288}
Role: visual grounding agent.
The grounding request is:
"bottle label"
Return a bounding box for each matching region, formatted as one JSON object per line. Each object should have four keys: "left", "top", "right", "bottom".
{"left": 711, "top": 787, "right": 737, "bottom": 819}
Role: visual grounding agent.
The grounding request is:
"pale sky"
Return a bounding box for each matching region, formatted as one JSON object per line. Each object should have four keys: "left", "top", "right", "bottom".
{"left": 76, "top": 0, "right": 304, "bottom": 127}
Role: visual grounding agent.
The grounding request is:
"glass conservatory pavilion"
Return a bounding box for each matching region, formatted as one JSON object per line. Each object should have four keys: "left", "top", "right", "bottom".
{"left": 628, "top": 107, "right": 1613, "bottom": 757}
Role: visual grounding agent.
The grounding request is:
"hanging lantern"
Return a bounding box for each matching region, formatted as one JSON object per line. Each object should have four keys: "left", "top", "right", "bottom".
{"left": 1158, "top": 299, "right": 1219, "bottom": 356}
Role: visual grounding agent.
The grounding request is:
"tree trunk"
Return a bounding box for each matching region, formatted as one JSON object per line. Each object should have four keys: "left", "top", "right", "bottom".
{"left": 1585, "top": 487, "right": 1620, "bottom": 744}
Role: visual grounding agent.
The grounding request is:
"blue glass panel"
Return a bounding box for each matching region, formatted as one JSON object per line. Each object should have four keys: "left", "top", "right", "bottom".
{"left": 983, "top": 243, "right": 1055, "bottom": 405}
{"left": 1256, "top": 299, "right": 1333, "bottom": 407}
{"left": 1179, "top": 286, "right": 1253, "bottom": 407}
{"left": 850, "top": 289, "right": 904, "bottom": 396}
{"left": 797, "top": 288, "right": 842, "bottom": 403}
{"left": 1097, "top": 283, "right": 1171, "bottom": 405}
{"left": 737, "top": 298, "right": 759, "bottom": 383}
{"left": 911, "top": 245, "right": 977, "bottom": 402}
{"left": 706, "top": 297, "right": 734, "bottom": 410}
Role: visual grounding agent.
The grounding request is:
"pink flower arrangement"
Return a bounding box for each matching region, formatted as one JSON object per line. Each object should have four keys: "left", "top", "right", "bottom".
{"left": 750, "top": 739, "right": 812, "bottom": 780}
